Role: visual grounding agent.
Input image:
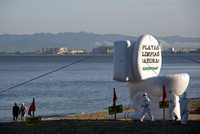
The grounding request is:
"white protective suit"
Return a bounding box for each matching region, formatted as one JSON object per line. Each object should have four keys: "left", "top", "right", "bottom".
{"left": 140, "top": 93, "right": 154, "bottom": 122}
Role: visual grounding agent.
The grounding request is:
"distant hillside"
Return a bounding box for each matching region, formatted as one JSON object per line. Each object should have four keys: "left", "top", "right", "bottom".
{"left": 0, "top": 32, "right": 199, "bottom": 52}
{"left": 160, "top": 36, "right": 200, "bottom": 44}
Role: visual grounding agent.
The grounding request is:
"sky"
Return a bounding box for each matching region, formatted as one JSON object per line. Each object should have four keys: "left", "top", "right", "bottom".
{"left": 0, "top": 0, "right": 200, "bottom": 37}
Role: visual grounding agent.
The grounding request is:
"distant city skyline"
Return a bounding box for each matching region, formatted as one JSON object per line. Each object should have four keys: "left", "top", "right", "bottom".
{"left": 0, "top": 0, "right": 200, "bottom": 37}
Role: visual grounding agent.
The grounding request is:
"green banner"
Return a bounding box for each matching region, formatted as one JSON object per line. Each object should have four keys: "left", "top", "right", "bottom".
{"left": 159, "top": 101, "right": 169, "bottom": 109}
{"left": 108, "top": 105, "right": 123, "bottom": 115}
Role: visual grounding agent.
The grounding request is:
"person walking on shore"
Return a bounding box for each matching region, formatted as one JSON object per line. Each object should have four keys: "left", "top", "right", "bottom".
{"left": 140, "top": 92, "right": 154, "bottom": 122}
{"left": 20, "top": 103, "right": 26, "bottom": 121}
{"left": 12, "top": 102, "right": 19, "bottom": 121}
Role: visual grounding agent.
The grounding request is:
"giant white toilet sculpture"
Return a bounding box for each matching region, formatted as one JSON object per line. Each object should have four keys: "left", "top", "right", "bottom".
{"left": 113, "top": 34, "right": 190, "bottom": 120}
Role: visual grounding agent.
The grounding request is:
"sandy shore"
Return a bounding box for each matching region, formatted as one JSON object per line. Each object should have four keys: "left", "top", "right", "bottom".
{"left": 0, "top": 98, "right": 199, "bottom": 134}
{"left": 48, "top": 98, "right": 200, "bottom": 121}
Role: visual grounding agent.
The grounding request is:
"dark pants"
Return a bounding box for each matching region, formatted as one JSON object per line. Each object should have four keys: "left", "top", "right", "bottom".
{"left": 13, "top": 114, "right": 18, "bottom": 120}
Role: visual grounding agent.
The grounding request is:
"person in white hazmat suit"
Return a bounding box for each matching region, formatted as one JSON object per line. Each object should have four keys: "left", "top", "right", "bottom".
{"left": 140, "top": 92, "right": 154, "bottom": 122}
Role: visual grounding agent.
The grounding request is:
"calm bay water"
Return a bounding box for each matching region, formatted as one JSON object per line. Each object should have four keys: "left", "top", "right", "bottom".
{"left": 0, "top": 55, "right": 200, "bottom": 121}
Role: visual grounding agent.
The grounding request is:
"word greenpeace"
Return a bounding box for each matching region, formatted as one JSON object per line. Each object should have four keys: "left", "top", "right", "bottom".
{"left": 143, "top": 66, "right": 158, "bottom": 71}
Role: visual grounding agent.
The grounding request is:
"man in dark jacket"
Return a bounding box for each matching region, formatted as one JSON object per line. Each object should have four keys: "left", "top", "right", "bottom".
{"left": 12, "top": 103, "right": 19, "bottom": 121}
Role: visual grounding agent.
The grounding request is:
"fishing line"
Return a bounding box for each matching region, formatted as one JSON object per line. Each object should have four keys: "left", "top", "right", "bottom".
{"left": 0, "top": 56, "right": 91, "bottom": 95}
{"left": 145, "top": 63, "right": 157, "bottom": 74}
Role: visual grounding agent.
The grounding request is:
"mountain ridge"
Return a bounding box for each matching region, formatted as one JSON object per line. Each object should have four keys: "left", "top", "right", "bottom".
{"left": 0, "top": 32, "right": 199, "bottom": 52}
